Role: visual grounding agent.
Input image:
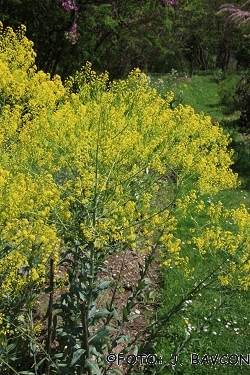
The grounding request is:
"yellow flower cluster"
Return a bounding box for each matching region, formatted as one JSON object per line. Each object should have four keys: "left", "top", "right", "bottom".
{"left": 1, "top": 21, "right": 249, "bottom": 313}
{"left": 0, "top": 313, "right": 9, "bottom": 337}
{"left": 180, "top": 197, "right": 250, "bottom": 288}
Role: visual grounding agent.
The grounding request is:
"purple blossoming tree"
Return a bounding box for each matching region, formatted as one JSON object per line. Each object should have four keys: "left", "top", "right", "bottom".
{"left": 218, "top": 1, "right": 250, "bottom": 25}
{"left": 61, "top": 0, "right": 79, "bottom": 44}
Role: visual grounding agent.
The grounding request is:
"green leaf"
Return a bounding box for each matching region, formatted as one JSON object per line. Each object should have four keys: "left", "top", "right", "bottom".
{"left": 57, "top": 362, "right": 76, "bottom": 374}
{"left": 109, "top": 369, "right": 123, "bottom": 374}
{"left": 58, "top": 258, "right": 74, "bottom": 266}
{"left": 85, "top": 358, "right": 102, "bottom": 375}
{"left": 78, "top": 290, "right": 86, "bottom": 301}
{"left": 112, "top": 307, "right": 121, "bottom": 327}
{"left": 96, "top": 279, "right": 110, "bottom": 292}
{"left": 89, "top": 304, "right": 97, "bottom": 317}
{"left": 133, "top": 345, "right": 139, "bottom": 355}
{"left": 112, "top": 333, "right": 127, "bottom": 345}
{"left": 137, "top": 278, "right": 151, "bottom": 290}
{"left": 143, "top": 277, "right": 151, "bottom": 285}
{"left": 55, "top": 331, "right": 78, "bottom": 348}
{"left": 138, "top": 262, "right": 144, "bottom": 278}
{"left": 53, "top": 313, "right": 58, "bottom": 329}
{"left": 70, "top": 348, "right": 86, "bottom": 367}
{"left": 88, "top": 326, "right": 116, "bottom": 345}
{"left": 36, "top": 356, "right": 48, "bottom": 367}
{"left": 6, "top": 342, "right": 18, "bottom": 351}
{"left": 54, "top": 353, "right": 65, "bottom": 359}
{"left": 123, "top": 306, "right": 128, "bottom": 321}
{"left": 91, "top": 308, "right": 110, "bottom": 319}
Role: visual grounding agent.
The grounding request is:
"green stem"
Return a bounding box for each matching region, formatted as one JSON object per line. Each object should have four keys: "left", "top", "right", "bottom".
{"left": 46, "top": 258, "right": 54, "bottom": 375}
{"left": 80, "top": 301, "right": 91, "bottom": 375}
{"left": 81, "top": 111, "right": 102, "bottom": 375}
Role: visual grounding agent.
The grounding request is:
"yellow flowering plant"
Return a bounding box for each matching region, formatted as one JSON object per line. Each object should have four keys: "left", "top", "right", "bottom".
{"left": 0, "top": 22, "right": 250, "bottom": 374}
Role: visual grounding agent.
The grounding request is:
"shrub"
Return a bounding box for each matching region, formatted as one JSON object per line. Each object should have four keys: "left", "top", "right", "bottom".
{"left": 212, "top": 68, "right": 224, "bottom": 83}
{"left": 217, "top": 71, "right": 240, "bottom": 114}
{"left": 234, "top": 70, "right": 250, "bottom": 127}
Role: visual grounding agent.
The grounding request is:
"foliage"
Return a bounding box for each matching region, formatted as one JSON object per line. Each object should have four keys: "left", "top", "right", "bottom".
{"left": 1, "top": 24, "right": 250, "bottom": 374}
{"left": 226, "top": 128, "right": 250, "bottom": 189}
{"left": 235, "top": 37, "right": 250, "bottom": 69}
{"left": 212, "top": 68, "right": 225, "bottom": 83}
{"left": 164, "top": 0, "right": 245, "bottom": 75}
{"left": 146, "top": 69, "right": 184, "bottom": 108}
{"left": 217, "top": 71, "right": 241, "bottom": 114}
{"left": 234, "top": 70, "right": 250, "bottom": 127}
{"left": 218, "top": 1, "right": 250, "bottom": 127}
{"left": 0, "top": 0, "right": 247, "bottom": 80}
{"left": 0, "top": 0, "right": 176, "bottom": 79}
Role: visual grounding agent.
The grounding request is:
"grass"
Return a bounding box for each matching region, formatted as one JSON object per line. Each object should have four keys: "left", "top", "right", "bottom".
{"left": 156, "top": 265, "right": 250, "bottom": 374}
{"left": 147, "top": 72, "right": 250, "bottom": 375}
{"left": 148, "top": 73, "right": 240, "bottom": 122}
{"left": 154, "top": 183, "right": 250, "bottom": 374}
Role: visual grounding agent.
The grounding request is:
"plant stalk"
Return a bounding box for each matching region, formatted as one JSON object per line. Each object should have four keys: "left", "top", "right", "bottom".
{"left": 46, "top": 258, "right": 54, "bottom": 375}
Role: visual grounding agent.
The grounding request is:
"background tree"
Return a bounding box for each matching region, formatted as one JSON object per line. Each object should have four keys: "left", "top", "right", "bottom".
{"left": 0, "top": 0, "right": 176, "bottom": 79}
{"left": 218, "top": 0, "right": 250, "bottom": 127}
{"left": 164, "top": 0, "right": 245, "bottom": 75}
